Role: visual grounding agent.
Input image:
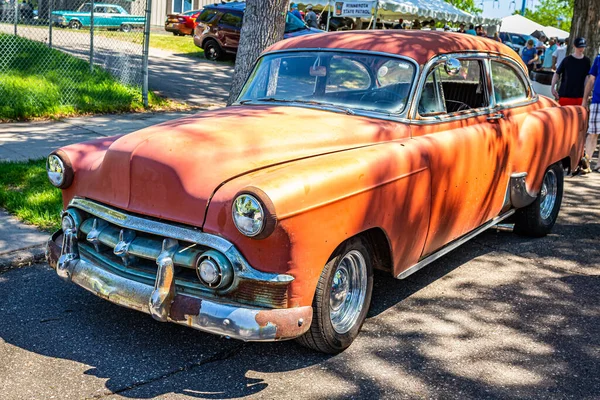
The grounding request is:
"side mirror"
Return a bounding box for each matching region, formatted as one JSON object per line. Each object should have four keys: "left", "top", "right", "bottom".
{"left": 444, "top": 58, "right": 462, "bottom": 76}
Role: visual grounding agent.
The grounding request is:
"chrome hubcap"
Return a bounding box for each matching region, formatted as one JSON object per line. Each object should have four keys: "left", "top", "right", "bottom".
{"left": 540, "top": 169, "right": 557, "bottom": 220}
{"left": 329, "top": 250, "right": 367, "bottom": 334}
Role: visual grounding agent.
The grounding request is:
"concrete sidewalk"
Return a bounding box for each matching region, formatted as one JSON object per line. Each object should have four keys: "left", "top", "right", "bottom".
{"left": 0, "top": 110, "right": 199, "bottom": 266}
{"left": 0, "top": 111, "right": 197, "bottom": 162}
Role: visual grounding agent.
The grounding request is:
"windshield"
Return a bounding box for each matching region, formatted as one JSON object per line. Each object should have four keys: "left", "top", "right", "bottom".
{"left": 238, "top": 51, "right": 415, "bottom": 114}
{"left": 78, "top": 3, "right": 92, "bottom": 12}
{"left": 285, "top": 11, "right": 308, "bottom": 33}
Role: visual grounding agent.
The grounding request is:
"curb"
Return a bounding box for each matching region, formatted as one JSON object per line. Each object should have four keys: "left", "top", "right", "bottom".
{"left": 0, "top": 245, "right": 46, "bottom": 274}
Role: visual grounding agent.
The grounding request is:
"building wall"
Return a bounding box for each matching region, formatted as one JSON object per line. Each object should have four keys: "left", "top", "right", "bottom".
{"left": 151, "top": 0, "right": 218, "bottom": 26}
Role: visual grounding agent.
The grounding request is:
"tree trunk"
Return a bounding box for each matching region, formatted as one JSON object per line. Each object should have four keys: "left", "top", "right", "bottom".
{"left": 569, "top": 0, "right": 600, "bottom": 61}
{"left": 227, "top": 0, "right": 288, "bottom": 105}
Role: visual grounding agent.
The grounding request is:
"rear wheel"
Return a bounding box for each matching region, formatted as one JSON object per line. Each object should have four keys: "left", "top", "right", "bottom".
{"left": 296, "top": 237, "right": 373, "bottom": 353}
{"left": 203, "top": 39, "right": 223, "bottom": 61}
{"left": 514, "top": 163, "right": 564, "bottom": 237}
{"left": 120, "top": 24, "right": 132, "bottom": 33}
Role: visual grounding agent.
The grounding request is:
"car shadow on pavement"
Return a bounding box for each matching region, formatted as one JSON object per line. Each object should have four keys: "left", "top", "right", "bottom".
{"left": 0, "top": 176, "right": 598, "bottom": 399}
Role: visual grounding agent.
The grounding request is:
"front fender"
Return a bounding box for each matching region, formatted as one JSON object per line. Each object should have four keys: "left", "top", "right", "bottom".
{"left": 203, "top": 140, "right": 431, "bottom": 307}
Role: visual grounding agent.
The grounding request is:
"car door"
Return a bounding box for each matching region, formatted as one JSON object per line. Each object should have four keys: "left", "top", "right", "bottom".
{"left": 410, "top": 55, "right": 512, "bottom": 255}
{"left": 217, "top": 12, "right": 242, "bottom": 51}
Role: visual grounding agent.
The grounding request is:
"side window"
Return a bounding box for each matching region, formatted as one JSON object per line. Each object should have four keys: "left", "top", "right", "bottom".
{"left": 418, "top": 59, "right": 488, "bottom": 116}
{"left": 220, "top": 12, "right": 243, "bottom": 28}
{"left": 326, "top": 57, "right": 370, "bottom": 93}
{"left": 197, "top": 9, "right": 218, "bottom": 23}
{"left": 419, "top": 68, "right": 445, "bottom": 115}
{"left": 106, "top": 7, "right": 120, "bottom": 14}
{"left": 94, "top": 6, "right": 107, "bottom": 13}
{"left": 491, "top": 61, "right": 528, "bottom": 104}
{"left": 511, "top": 35, "right": 526, "bottom": 46}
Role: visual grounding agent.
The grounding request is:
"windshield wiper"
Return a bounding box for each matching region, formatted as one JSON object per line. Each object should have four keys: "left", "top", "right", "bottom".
{"left": 244, "top": 98, "right": 354, "bottom": 115}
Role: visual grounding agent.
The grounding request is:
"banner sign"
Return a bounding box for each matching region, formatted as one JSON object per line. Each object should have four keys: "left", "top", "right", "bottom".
{"left": 334, "top": 1, "right": 376, "bottom": 18}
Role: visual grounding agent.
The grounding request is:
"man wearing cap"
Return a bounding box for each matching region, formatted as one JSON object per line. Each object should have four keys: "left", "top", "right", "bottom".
{"left": 550, "top": 37, "right": 591, "bottom": 106}
{"left": 582, "top": 51, "right": 600, "bottom": 172}
{"left": 304, "top": 5, "right": 318, "bottom": 28}
{"left": 290, "top": 3, "right": 302, "bottom": 20}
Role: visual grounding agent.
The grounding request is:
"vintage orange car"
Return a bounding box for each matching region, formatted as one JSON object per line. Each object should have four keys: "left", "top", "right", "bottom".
{"left": 46, "top": 31, "right": 587, "bottom": 353}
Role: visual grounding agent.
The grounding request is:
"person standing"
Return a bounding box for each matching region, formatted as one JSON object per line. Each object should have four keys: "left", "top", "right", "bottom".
{"left": 465, "top": 24, "right": 476, "bottom": 35}
{"left": 304, "top": 5, "right": 318, "bottom": 28}
{"left": 582, "top": 53, "right": 600, "bottom": 172}
{"left": 458, "top": 23, "right": 466, "bottom": 33}
{"left": 290, "top": 3, "right": 302, "bottom": 20}
{"left": 552, "top": 39, "right": 568, "bottom": 70}
{"left": 542, "top": 38, "right": 557, "bottom": 70}
{"left": 521, "top": 39, "right": 539, "bottom": 73}
{"left": 550, "top": 37, "right": 591, "bottom": 106}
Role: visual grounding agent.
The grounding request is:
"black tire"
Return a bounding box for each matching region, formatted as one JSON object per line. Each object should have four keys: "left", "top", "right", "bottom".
{"left": 68, "top": 20, "right": 81, "bottom": 30}
{"left": 296, "top": 237, "right": 373, "bottom": 354}
{"left": 514, "top": 162, "right": 564, "bottom": 237}
{"left": 203, "top": 39, "right": 223, "bottom": 61}
{"left": 120, "top": 24, "right": 132, "bottom": 33}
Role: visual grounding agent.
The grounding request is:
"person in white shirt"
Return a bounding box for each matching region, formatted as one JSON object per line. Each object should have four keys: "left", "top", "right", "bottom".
{"left": 553, "top": 39, "right": 568, "bottom": 69}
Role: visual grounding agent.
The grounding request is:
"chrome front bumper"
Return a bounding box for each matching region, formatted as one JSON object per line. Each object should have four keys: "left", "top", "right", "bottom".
{"left": 47, "top": 230, "right": 312, "bottom": 342}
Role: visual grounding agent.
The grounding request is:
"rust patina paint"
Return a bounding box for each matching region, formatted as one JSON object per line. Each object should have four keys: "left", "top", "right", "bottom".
{"left": 55, "top": 31, "right": 587, "bottom": 310}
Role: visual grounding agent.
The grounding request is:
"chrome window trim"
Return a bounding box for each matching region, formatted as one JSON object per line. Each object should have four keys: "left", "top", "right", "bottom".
{"left": 488, "top": 56, "right": 539, "bottom": 111}
{"left": 409, "top": 52, "right": 494, "bottom": 123}
{"left": 231, "top": 48, "right": 420, "bottom": 121}
{"left": 408, "top": 52, "right": 540, "bottom": 125}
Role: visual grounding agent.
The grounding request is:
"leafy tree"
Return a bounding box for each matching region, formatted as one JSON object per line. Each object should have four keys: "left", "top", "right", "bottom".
{"left": 519, "top": 0, "right": 573, "bottom": 31}
{"left": 445, "top": 0, "right": 482, "bottom": 14}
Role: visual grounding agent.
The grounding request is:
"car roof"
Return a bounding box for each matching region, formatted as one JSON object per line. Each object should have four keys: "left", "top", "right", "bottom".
{"left": 266, "top": 30, "right": 525, "bottom": 69}
{"left": 203, "top": 1, "right": 245, "bottom": 12}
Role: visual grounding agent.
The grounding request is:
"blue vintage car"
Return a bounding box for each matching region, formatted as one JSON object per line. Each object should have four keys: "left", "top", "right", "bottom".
{"left": 51, "top": 3, "right": 145, "bottom": 32}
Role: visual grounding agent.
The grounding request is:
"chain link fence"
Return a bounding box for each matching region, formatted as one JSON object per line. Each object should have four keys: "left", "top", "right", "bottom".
{"left": 0, "top": 0, "right": 151, "bottom": 118}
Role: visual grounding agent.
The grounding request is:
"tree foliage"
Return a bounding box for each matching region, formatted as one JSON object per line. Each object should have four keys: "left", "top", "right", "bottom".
{"left": 445, "top": 0, "right": 482, "bottom": 15}
{"left": 519, "top": 0, "right": 573, "bottom": 32}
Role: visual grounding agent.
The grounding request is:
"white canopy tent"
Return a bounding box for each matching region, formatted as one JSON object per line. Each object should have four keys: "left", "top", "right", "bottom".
{"left": 500, "top": 14, "right": 545, "bottom": 35}
{"left": 542, "top": 26, "right": 569, "bottom": 40}
{"left": 300, "top": 0, "right": 500, "bottom": 26}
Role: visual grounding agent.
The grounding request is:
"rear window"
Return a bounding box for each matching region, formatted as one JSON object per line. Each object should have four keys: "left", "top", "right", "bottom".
{"left": 197, "top": 8, "right": 218, "bottom": 23}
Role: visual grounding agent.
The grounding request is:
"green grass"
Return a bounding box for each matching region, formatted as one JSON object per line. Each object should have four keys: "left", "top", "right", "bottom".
{"left": 0, "top": 159, "right": 62, "bottom": 231}
{"left": 0, "top": 33, "right": 171, "bottom": 120}
{"left": 147, "top": 33, "right": 204, "bottom": 57}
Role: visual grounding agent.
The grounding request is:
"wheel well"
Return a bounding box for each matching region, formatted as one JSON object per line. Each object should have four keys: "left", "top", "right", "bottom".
{"left": 202, "top": 37, "right": 218, "bottom": 49}
{"left": 351, "top": 228, "right": 393, "bottom": 274}
{"left": 560, "top": 156, "right": 571, "bottom": 174}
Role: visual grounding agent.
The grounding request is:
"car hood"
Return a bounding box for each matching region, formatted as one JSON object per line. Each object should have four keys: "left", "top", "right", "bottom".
{"left": 62, "top": 105, "right": 406, "bottom": 228}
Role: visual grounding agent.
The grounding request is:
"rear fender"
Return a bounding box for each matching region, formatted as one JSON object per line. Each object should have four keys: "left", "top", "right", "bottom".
{"left": 514, "top": 105, "right": 586, "bottom": 195}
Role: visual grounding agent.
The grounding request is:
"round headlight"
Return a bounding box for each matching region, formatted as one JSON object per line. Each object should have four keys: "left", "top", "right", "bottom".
{"left": 232, "top": 194, "right": 264, "bottom": 237}
{"left": 47, "top": 154, "right": 65, "bottom": 187}
{"left": 195, "top": 250, "right": 233, "bottom": 289}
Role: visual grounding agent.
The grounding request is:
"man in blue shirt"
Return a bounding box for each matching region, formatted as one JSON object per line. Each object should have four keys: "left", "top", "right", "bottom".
{"left": 521, "top": 39, "right": 539, "bottom": 72}
{"left": 582, "top": 54, "right": 600, "bottom": 172}
{"left": 290, "top": 3, "right": 302, "bottom": 20}
{"left": 542, "top": 38, "right": 557, "bottom": 69}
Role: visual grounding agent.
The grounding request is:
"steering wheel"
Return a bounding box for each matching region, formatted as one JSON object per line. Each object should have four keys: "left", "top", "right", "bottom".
{"left": 358, "top": 89, "right": 404, "bottom": 104}
{"left": 446, "top": 100, "right": 471, "bottom": 112}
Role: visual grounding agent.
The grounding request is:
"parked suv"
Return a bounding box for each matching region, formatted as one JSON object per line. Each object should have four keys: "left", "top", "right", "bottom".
{"left": 193, "top": 1, "right": 320, "bottom": 61}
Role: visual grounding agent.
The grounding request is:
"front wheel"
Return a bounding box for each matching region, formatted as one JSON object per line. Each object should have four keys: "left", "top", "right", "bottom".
{"left": 514, "top": 163, "right": 564, "bottom": 237}
{"left": 68, "top": 20, "right": 81, "bottom": 30}
{"left": 296, "top": 237, "right": 373, "bottom": 353}
{"left": 120, "top": 24, "right": 132, "bottom": 33}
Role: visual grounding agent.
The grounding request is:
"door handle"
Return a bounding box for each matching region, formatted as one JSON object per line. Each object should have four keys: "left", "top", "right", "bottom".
{"left": 487, "top": 113, "right": 505, "bottom": 122}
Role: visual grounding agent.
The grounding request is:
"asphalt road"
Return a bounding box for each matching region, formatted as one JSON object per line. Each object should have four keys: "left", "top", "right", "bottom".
{"left": 1, "top": 171, "right": 599, "bottom": 399}
{"left": 0, "top": 24, "right": 233, "bottom": 107}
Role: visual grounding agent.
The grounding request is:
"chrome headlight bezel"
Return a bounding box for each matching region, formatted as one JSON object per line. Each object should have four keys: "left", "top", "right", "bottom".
{"left": 231, "top": 188, "right": 277, "bottom": 239}
{"left": 47, "top": 151, "right": 73, "bottom": 189}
